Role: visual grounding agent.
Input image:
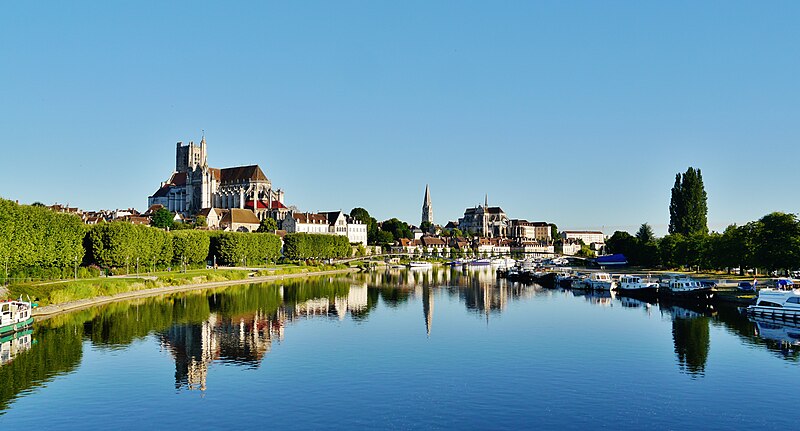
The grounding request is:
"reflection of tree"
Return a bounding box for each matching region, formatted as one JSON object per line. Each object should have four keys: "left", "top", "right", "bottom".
{"left": 672, "top": 317, "right": 710, "bottom": 376}
{"left": 0, "top": 322, "right": 83, "bottom": 411}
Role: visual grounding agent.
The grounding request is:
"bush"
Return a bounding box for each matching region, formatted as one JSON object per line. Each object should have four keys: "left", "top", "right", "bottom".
{"left": 210, "top": 232, "right": 281, "bottom": 266}
{"left": 283, "top": 233, "right": 351, "bottom": 260}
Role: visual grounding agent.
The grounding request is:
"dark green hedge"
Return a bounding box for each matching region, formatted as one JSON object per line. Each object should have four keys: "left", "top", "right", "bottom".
{"left": 283, "top": 233, "right": 351, "bottom": 260}
{"left": 210, "top": 232, "right": 282, "bottom": 266}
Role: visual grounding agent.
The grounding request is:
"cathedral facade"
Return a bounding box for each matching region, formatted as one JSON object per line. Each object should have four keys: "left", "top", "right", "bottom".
{"left": 148, "top": 138, "right": 285, "bottom": 218}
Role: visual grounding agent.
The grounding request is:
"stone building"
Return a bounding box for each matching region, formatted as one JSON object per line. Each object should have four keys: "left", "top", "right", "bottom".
{"left": 148, "top": 138, "right": 285, "bottom": 218}
{"left": 457, "top": 196, "right": 509, "bottom": 238}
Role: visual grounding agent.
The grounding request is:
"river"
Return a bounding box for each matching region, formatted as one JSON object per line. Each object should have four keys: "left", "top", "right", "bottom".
{"left": 0, "top": 267, "right": 798, "bottom": 429}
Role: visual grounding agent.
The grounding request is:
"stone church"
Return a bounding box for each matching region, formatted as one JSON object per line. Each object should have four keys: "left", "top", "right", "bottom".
{"left": 148, "top": 138, "right": 287, "bottom": 219}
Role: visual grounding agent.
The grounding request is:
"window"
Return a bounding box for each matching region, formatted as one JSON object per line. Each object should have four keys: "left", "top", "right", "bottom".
{"left": 757, "top": 301, "right": 783, "bottom": 308}
{"left": 787, "top": 297, "right": 800, "bottom": 304}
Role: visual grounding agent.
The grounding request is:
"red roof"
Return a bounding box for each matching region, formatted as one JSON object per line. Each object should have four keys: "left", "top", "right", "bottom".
{"left": 245, "top": 200, "right": 286, "bottom": 210}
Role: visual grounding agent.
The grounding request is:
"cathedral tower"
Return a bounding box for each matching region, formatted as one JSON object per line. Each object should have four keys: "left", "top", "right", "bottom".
{"left": 422, "top": 184, "right": 433, "bottom": 226}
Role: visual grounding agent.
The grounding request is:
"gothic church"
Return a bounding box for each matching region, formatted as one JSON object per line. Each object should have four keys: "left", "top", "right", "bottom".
{"left": 148, "top": 138, "right": 285, "bottom": 218}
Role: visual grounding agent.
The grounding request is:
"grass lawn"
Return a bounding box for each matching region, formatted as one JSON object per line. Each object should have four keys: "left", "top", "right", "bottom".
{"left": 5, "top": 264, "right": 350, "bottom": 307}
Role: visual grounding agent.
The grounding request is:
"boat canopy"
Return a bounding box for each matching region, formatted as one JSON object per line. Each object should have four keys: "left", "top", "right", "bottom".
{"left": 594, "top": 254, "right": 628, "bottom": 266}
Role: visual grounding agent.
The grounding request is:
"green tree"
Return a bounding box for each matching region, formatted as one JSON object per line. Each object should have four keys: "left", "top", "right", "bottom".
{"left": 375, "top": 230, "right": 395, "bottom": 246}
{"left": 636, "top": 223, "right": 655, "bottom": 244}
{"left": 669, "top": 167, "right": 708, "bottom": 236}
{"left": 257, "top": 218, "right": 278, "bottom": 233}
{"left": 380, "top": 218, "right": 413, "bottom": 240}
{"left": 195, "top": 215, "right": 207, "bottom": 228}
{"left": 754, "top": 212, "right": 800, "bottom": 274}
{"left": 420, "top": 221, "right": 433, "bottom": 234}
{"left": 151, "top": 208, "right": 174, "bottom": 229}
{"left": 550, "top": 224, "right": 559, "bottom": 240}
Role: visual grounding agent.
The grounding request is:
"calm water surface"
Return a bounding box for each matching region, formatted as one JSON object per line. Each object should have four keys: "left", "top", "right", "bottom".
{"left": 1, "top": 268, "right": 798, "bottom": 429}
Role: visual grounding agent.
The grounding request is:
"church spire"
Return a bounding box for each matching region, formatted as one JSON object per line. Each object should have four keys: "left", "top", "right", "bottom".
{"left": 421, "top": 184, "right": 433, "bottom": 226}
{"left": 485, "top": 193, "right": 488, "bottom": 208}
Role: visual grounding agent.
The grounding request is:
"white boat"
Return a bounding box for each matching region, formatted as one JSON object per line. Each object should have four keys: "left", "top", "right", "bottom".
{"left": 407, "top": 261, "right": 433, "bottom": 269}
{"left": 0, "top": 300, "right": 35, "bottom": 336}
{"left": 746, "top": 288, "right": 800, "bottom": 319}
{"left": 618, "top": 275, "right": 659, "bottom": 293}
{"left": 581, "top": 272, "right": 617, "bottom": 291}
{"left": 659, "top": 275, "right": 714, "bottom": 299}
{"left": 469, "top": 258, "right": 492, "bottom": 266}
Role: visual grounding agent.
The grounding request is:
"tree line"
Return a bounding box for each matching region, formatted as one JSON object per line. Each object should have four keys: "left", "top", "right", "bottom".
{"left": 0, "top": 199, "right": 353, "bottom": 281}
{"left": 607, "top": 167, "right": 800, "bottom": 274}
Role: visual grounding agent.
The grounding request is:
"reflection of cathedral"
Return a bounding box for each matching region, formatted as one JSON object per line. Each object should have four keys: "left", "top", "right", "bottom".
{"left": 159, "top": 310, "right": 282, "bottom": 391}
{"left": 159, "top": 284, "right": 369, "bottom": 391}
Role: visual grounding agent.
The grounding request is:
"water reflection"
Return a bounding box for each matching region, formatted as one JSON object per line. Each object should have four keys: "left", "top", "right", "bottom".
{"left": 4, "top": 269, "right": 800, "bottom": 411}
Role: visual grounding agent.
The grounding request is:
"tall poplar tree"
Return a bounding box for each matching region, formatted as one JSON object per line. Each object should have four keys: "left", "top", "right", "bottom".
{"left": 668, "top": 167, "right": 708, "bottom": 236}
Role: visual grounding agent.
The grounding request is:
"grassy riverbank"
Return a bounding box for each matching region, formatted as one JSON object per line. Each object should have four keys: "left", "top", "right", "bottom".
{"left": 4, "top": 264, "right": 350, "bottom": 307}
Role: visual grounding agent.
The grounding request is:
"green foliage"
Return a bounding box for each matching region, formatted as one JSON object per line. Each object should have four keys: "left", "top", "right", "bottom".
{"left": 356, "top": 244, "right": 367, "bottom": 257}
{"left": 636, "top": 223, "right": 655, "bottom": 244}
{"left": 172, "top": 230, "right": 212, "bottom": 265}
{"left": 374, "top": 230, "right": 395, "bottom": 246}
{"left": 380, "top": 218, "right": 413, "bottom": 241}
{"left": 86, "top": 222, "right": 173, "bottom": 269}
{"left": 282, "top": 233, "right": 351, "bottom": 260}
{"left": 210, "top": 232, "right": 282, "bottom": 265}
{"left": 0, "top": 199, "right": 86, "bottom": 278}
{"left": 151, "top": 208, "right": 174, "bottom": 229}
{"left": 576, "top": 245, "right": 596, "bottom": 258}
{"left": 257, "top": 217, "right": 278, "bottom": 233}
{"left": 754, "top": 212, "right": 800, "bottom": 273}
{"left": 669, "top": 167, "right": 708, "bottom": 236}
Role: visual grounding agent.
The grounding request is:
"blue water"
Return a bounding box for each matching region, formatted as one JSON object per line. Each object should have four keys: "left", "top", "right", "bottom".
{"left": 0, "top": 268, "right": 797, "bottom": 429}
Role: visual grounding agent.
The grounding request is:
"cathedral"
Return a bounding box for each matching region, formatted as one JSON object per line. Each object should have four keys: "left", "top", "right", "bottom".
{"left": 148, "top": 138, "right": 286, "bottom": 218}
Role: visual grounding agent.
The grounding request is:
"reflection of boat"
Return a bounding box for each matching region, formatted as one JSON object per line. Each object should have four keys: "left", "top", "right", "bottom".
{"left": 408, "top": 261, "right": 433, "bottom": 269}
{"left": 750, "top": 317, "right": 800, "bottom": 345}
{"left": 0, "top": 300, "right": 35, "bottom": 336}
{"left": 746, "top": 288, "right": 800, "bottom": 319}
{"left": 469, "top": 259, "right": 491, "bottom": 266}
{"left": 0, "top": 329, "right": 34, "bottom": 366}
{"left": 491, "top": 257, "right": 516, "bottom": 267}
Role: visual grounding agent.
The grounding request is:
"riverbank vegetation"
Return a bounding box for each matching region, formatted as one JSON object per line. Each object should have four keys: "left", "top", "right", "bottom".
{"left": 0, "top": 198, "right": 358, "bottom": 286}
{"left": 7, "top": 263, "right": 349, "bottom": 307}
{"left": 608, "top": 167, "right": 800, "bottom": 275}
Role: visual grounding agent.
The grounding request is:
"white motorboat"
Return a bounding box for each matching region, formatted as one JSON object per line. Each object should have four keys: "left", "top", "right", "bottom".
{"left": 491, "top": 257, "right": 516, "bottom": 268}
{"left": 659, "top": 275, "right": 714, "bottom": 300}
{"left": 746, "top": 288, "right": 800, "bottom": 319}
{"left": 407, "top": 261, "right": 433, "bottom": 269}
{"left": 581, "top": 272, "right": 617, "bottom": 291}
{"left": 618, "top": 275, "right": 659, "bottom": 293}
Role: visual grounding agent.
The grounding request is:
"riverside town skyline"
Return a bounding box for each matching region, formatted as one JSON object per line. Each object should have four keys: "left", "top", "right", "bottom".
{"left": 3, "top": 2, "right": 800, "bottom": 236}
{"left": 2, "top": 3, "right": 800, "bottom": 429}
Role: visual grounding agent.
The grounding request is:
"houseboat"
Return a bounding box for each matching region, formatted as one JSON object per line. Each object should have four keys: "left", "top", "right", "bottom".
{"left": 659, "top": 275, "right": 714, "bottom": 300}
{"left": 579, "top": 272, "right": 617, "bottom": 291}
{"left": 0, "top": 299, "right": 35, "bottom": 336}
{"left": 746, "top": 288, "right": 800, "bottom": 320}
{"left": 617, "top": 275, "right": 659, "bottom": 294}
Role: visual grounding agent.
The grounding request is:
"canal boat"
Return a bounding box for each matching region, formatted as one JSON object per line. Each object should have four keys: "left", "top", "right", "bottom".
{"left": 577, "top": 272, "right": 617, "bottom": 291}
{"left": 407, "top": 261, "right": 433, "bottom": 269}
{"left": 0, "top": 299, "right": 35, "bottom": 336}
{"left": 659, "top": 275, "right": 714, "bottom": 300}
{"left": 746, "top": 288, "right": 800, "bottom": 320}
{"left": 617, "top": 275, "right": 659, "bottom": 294}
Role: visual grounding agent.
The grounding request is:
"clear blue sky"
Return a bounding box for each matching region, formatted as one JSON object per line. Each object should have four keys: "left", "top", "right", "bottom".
{"left": 1, "top": 1, "right": 798, "bottom": 236}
